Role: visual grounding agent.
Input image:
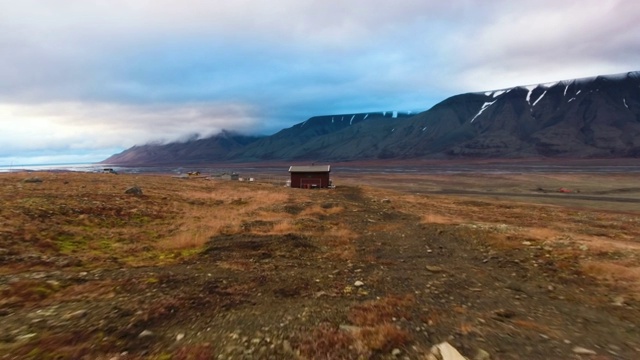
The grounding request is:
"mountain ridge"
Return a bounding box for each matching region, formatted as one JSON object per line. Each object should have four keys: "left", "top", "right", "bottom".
{"left": 102, "top": 71, "right": 640, "bottom": 165}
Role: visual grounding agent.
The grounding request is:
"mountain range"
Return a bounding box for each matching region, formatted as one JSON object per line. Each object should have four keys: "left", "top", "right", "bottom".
{"left": 103, "top": 71, "right": 640, "bottom": 165}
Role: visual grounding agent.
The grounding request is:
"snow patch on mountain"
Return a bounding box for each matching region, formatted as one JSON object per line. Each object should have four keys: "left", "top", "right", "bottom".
{"left": 473, "top": 71, "right": 639, "bottom": 102}
{"left": 532, "top": 91, "right": 547, "bottom": 107}
{"left": 471, "top": 100, "right": 497, "bottom": 123}
{"left": 525, "top": 85, "right": 537, "bottom": 105}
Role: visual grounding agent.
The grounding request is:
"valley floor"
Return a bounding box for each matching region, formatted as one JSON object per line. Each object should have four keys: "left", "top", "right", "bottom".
{"left": 1, "top": 170, "right": 639, "bottom": 359}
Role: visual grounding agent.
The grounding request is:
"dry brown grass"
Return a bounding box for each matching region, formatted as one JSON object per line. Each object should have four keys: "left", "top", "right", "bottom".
{"left": 85, "top": 176, "right": 355, "bottom": 261}
{"left": 217, "top": 260, "right": 254, "bottom": 271}
{"left": 7, "top": 330, "right": 102, "bottom": 359}
{"left": 511, "top": 319, "right": 562, "bottom": 338}
{"left": 266, "top": 220, "right": 296, "bottom": 234}
{"left": 525, "top": 227, "right": 562, "bottom": 241}
{"left": 348, "top": 294, "right": 415, "bottom": 326}
{"left": 0, "top": 172, "right": 310, "bottom": 271}
{"left": 324, "top": 227, "right": 359, "bottom": 260}
{"left": 300, "top": 204, "right": 344, "bottom": 217}
{"left": 3, "top": 169, "right": 640, "bottom": 358}
{"left": 0, "top": 279, "right": 62, "bottom": 308}
{"left": 180, "top": 187, "right": 289, "bottom": 204}
{"left": 483, "top": 233, "right": 528, "bottom": 250}
{"left": 297, "top": 324, "right": 360, "bottom": 360}
{"left": 171, "top": 344, "right": 216, "bottom": 360}
{"left": 582, "top": 261, "right": 640, "bottom": 295}
{"left": 367, "top": 222, "right": 404, "bottom": 233}
{"left": 159, "top": 227, "right": 211, "bottom": 250}
{"left": 326, "top": 227, "right": 358, "bottom": 245}
{"left": 355, "top": 323, "right": 412, "bottom": 352}
{"left": 421, "top": 213, "right": 460, "bottom": 224}
{"left": 296, "top": 322, "right": 411, "bottom": 359}
{"left": 158, "top": 187, "right": 294, "bottom": 249}
{"left": 52, "top": 280, "right": 117, "bottom": 302}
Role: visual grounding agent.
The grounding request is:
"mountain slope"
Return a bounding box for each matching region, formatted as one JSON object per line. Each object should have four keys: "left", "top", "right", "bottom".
{"left": 102, "top": 131, "right": 263, "bottom": 165}
{"left": 103, "top": 71, "right": 640, "bottom": 165}
{"left": 230, "top": 111, "right": 414, "bottom": 161}
{"left": 377, "top": 71, "right": 640, "bottom": 158}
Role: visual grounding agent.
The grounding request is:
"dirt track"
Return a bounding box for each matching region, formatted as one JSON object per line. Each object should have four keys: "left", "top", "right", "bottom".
{"left": 1, "top": 172, "right": 639, "bottom": 359}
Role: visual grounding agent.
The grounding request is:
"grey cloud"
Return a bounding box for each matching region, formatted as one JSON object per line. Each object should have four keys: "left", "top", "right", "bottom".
{"left": 1, "top": 0, "right": 639, "bottom": 164}
{"left": 0, "top": 101, "right": 260, "bottom": 155}
{"left": 443, "top": 0, "right": 640, "bottom": 90}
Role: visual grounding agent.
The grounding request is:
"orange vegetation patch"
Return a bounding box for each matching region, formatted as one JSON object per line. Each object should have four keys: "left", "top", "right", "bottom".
{"left": 158, "top": 228, "right": 212, "bottom": 250}
{"left": 348, "top": 294, "right": 415, "bottom": 326}
{"left": 296, "top": 324, "right": 358, "bottom": 360}
{"left": 216, "top": 260, "right": 254, "bottom": 272}
{"left": 300, "top": 204, "right": 345, "bottom": 217}
{"left": 355, "top": 323, "right": 412, "bottom": 352}
{"left": 324, "top": 227, "right": 359, "bottom": 260}
{"left": 512, "top": 319, "right": 563, "bottom": 339}
{"left": 296, "top": 323, "right": 411, "bottom": 359}
{"left": 582, "top": 261, "right": 640, "bottom": 296}
{"left": 574, "top": 234, "right": 640, "bottom": 252}
{"left": 422, "top": 213, "right": 461, "bottom": 224}
{"left": 52, "top": 280, "right": 117, "bottom": 302}
{"left": 171, "top": 344, "right": 216, "bottom": 360}
{"left": 1, "top": 279, "right": 62, "bottom": 308}
{"left": 524, "top": 227, "right": 562, "bottom": 241}
{"left": 265, "top": 220, "right": 296, "bottom": 235}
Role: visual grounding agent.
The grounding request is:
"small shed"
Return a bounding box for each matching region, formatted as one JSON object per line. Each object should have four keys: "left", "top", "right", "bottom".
{"left": 220, "top": 172, "right": 240, "bottom": 181}
{"left": 288, "top": 165, "right": 331, "bottom": 189}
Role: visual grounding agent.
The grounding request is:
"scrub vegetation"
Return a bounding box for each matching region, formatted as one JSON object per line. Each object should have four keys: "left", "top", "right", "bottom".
{"left": 0, "top": 170, "right": 639, "bottom": 359}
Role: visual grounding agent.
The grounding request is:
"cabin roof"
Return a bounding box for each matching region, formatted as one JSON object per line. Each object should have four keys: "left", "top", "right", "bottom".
{"left": 288, "top": 165, "right": 331, "bottom": 173}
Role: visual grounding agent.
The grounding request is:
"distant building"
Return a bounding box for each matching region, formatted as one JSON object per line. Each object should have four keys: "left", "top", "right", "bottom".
{"left": 220, "top": 172, "right": 240, "bottom": 181}
{"left": 288, "top": 165, "right": 331, "bottom": 189}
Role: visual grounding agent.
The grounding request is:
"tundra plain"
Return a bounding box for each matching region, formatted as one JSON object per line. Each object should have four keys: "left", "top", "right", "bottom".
{"left": 1, "top": 169, "right": 639, "bottom": 359}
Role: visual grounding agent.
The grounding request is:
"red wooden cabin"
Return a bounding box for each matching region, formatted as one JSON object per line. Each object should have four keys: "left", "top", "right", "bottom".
{"left": 288, "top": 165, "right": 331, "bottom": 188}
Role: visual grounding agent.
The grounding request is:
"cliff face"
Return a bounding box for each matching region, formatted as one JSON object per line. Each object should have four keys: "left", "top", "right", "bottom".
{"left": 103, "top": 71, "right": 640, "bottom": 165}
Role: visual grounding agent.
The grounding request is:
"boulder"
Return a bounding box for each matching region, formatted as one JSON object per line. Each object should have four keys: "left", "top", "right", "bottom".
{"left": 23, "top": 177, "right": 43, "bottom": 183}
{"left": 125, "top": 186, "right": 143, "bottom": 195}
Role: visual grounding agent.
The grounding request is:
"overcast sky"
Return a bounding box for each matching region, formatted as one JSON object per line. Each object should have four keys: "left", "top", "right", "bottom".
{"left": 1, "top": 0, "right": 639, "bottom": 165}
